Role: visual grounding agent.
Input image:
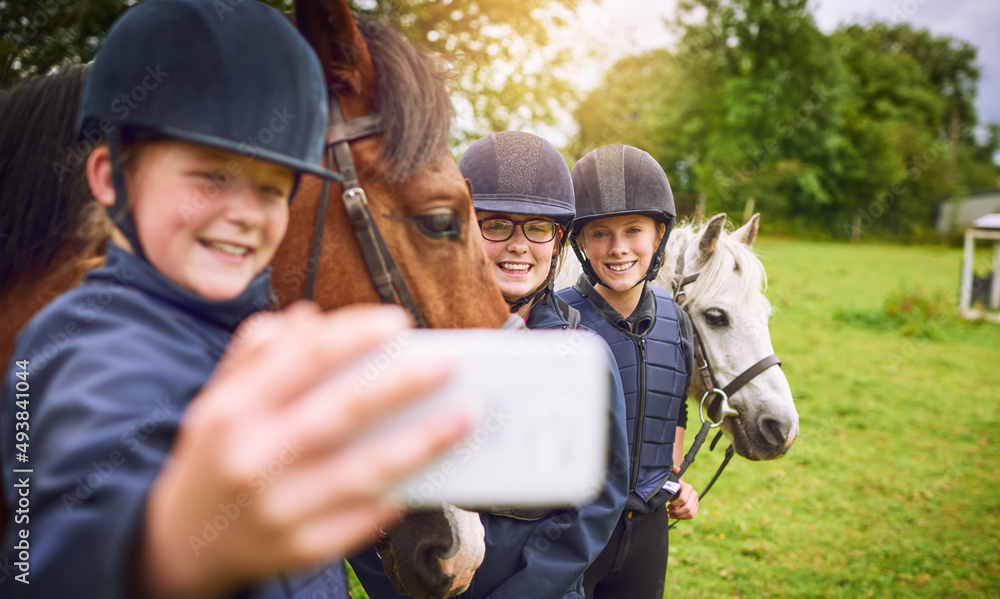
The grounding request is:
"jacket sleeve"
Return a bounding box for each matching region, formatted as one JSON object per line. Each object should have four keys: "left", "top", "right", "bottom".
{"left": 1, "top": 299, "right": 202, "bottom": 598}
{"left": 472, "top": 348, "right": 629, "bottom": 599}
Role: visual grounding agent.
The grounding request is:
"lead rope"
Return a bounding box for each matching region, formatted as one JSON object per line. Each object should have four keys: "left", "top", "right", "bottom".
{"left": 668, "top": 267, "right": 724, "bottom": 529}
{"left": 666, "top": 321, "right": 735, "bottom": 530}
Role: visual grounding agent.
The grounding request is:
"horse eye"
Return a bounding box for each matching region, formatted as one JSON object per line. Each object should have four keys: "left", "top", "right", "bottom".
{"left": 413, "top": 210, "right": 461, "bottom": 239}
{"left": 704, "top": 308, "right": 729, "bottom": 327}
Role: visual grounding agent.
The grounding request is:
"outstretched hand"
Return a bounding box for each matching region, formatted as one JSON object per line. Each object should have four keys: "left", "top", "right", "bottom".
{"left": 138, "top": 302, "right": 472, "bottom": 599}
{"left": 666, "top": 465, "right": 699, "bottom": 520}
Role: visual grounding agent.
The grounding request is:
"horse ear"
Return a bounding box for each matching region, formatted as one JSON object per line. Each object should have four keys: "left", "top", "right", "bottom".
{"left": 698, "top": 213, "right": 727, "bottom": 264}
{"left": 733, "top": 213, "right": 760, "bottom": 247}
{"left": 294, "top": 0, "right": 377, "bottom": 107}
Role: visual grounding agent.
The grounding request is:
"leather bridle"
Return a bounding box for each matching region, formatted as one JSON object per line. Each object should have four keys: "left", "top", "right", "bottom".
{"left": 675, "top": 272, "right": 782, "bottom": 431}
{"left": 302, "top": 99, "right": 428, "bottom": 327}
{"left": 303, "top": 98, "right": 523, "bottom": 331}
{"left": 668, "top": 251, "right": 782, "bottom": 511}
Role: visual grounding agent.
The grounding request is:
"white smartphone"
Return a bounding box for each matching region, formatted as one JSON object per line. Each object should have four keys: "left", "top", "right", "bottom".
{"left": 356, "top": 328, "right": 611, "bottom": 510}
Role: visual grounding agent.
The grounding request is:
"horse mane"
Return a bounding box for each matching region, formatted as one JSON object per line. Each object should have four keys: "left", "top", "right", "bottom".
{"left": 657, "top": 221, "right": 698, "bottom": 289}
{"left": 0, "top": 64, "right": 109, "bottom": 295}
{"left": 665, "top": 219, "right": 769, "bottom": 311}
{"left": 357, "top": 15, "right": 454, "bottom": 187}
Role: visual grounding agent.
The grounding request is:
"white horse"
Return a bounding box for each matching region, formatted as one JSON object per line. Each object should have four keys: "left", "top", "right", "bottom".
{"left": 554, "top": 213, "right": 798, "bottom": 460}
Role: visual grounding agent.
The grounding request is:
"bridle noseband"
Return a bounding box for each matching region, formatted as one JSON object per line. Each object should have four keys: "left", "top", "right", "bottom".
{"left": 303, "top": 98, "right": 523, "bottom": 331}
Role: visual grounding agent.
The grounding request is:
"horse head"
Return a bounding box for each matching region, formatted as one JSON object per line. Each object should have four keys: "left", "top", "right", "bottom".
{"left": 271, "top": 0, "right": 510, "bottom": 330}
{"left": 660, "top": 213, "right": 799, "bottom": 460}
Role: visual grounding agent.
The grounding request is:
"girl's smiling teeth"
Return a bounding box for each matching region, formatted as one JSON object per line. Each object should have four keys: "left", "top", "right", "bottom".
{"left": 606, "top": 260, "right": 636, "bottom": 272}
{"left": 202, "top": 239, "right": 252, "bottom": 257}
{"left": 499, "top": 262, "right": 532, "bottom": 274}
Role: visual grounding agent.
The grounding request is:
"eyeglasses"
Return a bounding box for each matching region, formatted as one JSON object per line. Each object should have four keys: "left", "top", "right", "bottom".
{"left": 478, "top": 218, "right": 559, "bottom": 243}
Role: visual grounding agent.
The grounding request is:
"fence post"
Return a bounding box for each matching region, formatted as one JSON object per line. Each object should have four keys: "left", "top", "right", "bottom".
{"left": 742, "top": 198, "right": 755, "bottom": 225}
{"left": 694, "top": 194, "right": 705, "bottom": 224}
{"left": 960, "top": 229, "right": 974, "bottom": 315}
{"left": 991, "top": 241, "right": 1000, "bottom": 311}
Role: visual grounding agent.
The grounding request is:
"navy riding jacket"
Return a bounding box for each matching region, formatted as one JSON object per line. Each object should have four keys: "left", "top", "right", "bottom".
{"left": 350, "top": 295, "right": 629, "bottom": 599}
{"left": 0, "top": 245, "right": 348, "bottom": 598}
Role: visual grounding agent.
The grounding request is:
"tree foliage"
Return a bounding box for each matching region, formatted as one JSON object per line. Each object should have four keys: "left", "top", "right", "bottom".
{"left": 573, "top": 0, "right": 999, "bottom": 240}
{"left": 351, "top": 0, "right": 579, "bottom": 142}
{"left": 1, "top": 0, "right": 580, "bottom": 141}
{"left": 1, "top": 0, "right": 133, "bottom": 87}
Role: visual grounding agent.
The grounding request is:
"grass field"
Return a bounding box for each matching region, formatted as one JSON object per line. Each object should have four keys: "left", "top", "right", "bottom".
{"left": 665, "top": 238, "right": 1000, "bottom": 598}
{"left": 351, "top": 239, "right": 1000, "bottom": 599}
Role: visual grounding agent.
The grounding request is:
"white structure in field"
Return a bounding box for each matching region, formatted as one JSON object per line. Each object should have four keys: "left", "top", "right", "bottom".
{"left": 960, "top": 214, "right": 1000, "bottom": 322}
{"left": 937, "top": 189, "right": 1000, "bottom": 234}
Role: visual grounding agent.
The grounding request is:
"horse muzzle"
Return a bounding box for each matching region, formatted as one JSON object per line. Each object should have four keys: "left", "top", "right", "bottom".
{"left": 726, "top": 409, "right": 798, "bottom": 461}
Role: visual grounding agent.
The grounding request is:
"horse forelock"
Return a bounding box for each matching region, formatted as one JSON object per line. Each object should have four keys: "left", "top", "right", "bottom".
{"left": 357, "top": 15, "right": 454, "bottom": 188}
{"left": 672, "top": 221, "right": 768, "bottom": 311}
{"left": 657, "top": 223, "right": 697, "bottom": 290}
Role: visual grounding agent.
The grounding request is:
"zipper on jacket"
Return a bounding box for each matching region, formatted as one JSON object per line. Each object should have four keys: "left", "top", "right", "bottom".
{"left": 629, "top": 336, "right": 648, "bottom": 491}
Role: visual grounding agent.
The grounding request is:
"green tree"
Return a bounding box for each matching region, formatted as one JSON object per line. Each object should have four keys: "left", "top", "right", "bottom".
{"left": 1, "top": 0, "right": 581, "bottom": 141}
{"left": 833, "top": 24, "right": 946, "bottom": 237}
{"left": 876, "top": 23, "right": 980, "bottom": 165}
{"left": 570, "top": 50, "right": 691, "bottom": 179}
{"left": 1, "top": 0, "right": 133, "bottom": 87}
{"left": 356, "top": 0, "right": 579, "bottom": 142}
{"left": 577, "top": 0, "right": 846, "bottom": 217}
{"left": 667, "top": 0, "right": 849, "bottom": 229}
{"left": 573, "top": 2, "right": 997, "bottom": 239}
{"left": 835, "top": 23, "right": 991, "bottom": 237}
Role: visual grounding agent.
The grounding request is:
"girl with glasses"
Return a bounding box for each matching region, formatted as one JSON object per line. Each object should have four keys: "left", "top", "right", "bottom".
{"left": 461, "top": 131, "right": 574, "bottom": 320}
{"left": 443, "top": 131, "right": 629, "bottom": 599}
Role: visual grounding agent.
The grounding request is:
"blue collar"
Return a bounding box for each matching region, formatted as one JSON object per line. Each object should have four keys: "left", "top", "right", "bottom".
{"left": 524, "top": 295, "right": 572, "bottom": 330}
{"left": 574, "top": 275, "right": 655, "bottom": 335}
{"left": 87, "top": 244, "right": 275, "bottom": 332}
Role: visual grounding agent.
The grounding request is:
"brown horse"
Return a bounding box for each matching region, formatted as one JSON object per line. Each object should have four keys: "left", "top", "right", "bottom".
{"left": 0, "top": 1, "right": 508, "bottom": 596}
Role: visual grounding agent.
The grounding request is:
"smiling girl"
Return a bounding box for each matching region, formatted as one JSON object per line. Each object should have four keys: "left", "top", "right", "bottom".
{"left": 446, "top": 131, "right": 629, "bottom": 599}
{"left": 1, "top": 2, "right": 471, "bottom": 597}
{"left": 557, "top": 145, "right": 699, "bottom": 598}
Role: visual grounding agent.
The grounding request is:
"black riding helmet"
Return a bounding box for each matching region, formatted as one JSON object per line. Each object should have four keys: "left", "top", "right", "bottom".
{"left": 459, "top": 131, "right": 575, "bottom": 313}
{"left": 76, "top": 0, "right": 340, "bottom": 259}
{"left": 570, "top": 145, "right": 675, "bottom": 288}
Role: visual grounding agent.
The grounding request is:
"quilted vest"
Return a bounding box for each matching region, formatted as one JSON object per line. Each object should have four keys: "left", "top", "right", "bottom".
{"left": 559, "top": 285, "right": 687, "bottom": 501}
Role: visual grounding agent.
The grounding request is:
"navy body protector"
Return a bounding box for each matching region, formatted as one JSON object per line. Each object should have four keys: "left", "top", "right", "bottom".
{"left": 560, "top": 285, "right": 688, "bottom": 502}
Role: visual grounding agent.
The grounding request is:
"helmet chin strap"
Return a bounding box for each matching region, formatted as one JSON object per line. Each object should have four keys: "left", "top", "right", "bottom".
{"left": 573, "top": 233, "right": 669, "bottom": 291}
{"left": 106, "top": 133, "right": 147, "bottom": 262}
{"left": 506, "top": 285, "right": 546, "bottom": 314}
{"left": 508, "top": 227, "right": 570, "bottom": 315}
{"left": 572, "top": 241, "right": 603, "bottom": 288}
{"left": 642, "top": 233, "right": 670, "bottom": 285}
